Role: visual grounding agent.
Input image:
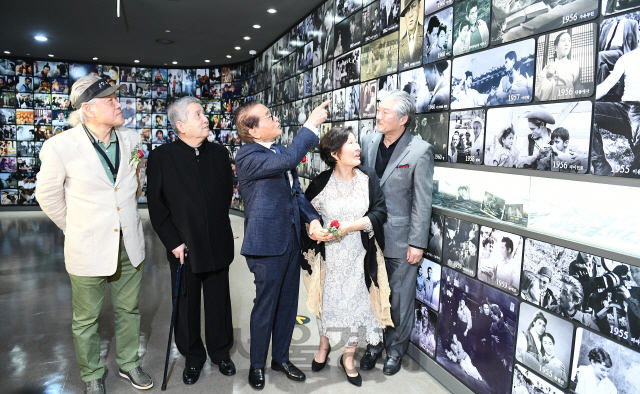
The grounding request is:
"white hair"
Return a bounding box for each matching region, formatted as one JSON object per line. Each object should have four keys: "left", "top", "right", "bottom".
{"left": 68, "top": 75, "right": 101, "bottom": 127}
{"left": 168, "top": 96, "right": 201, "bottom": 132}
{"left": 384, "top": 90, "right": 416, "bottom": 129}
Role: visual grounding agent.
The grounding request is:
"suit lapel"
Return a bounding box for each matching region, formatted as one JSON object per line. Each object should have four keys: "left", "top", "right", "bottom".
{"left": 73, "top": 127, "right": 114, "bottom": 186}
{"left": 380, "top": 131, "right": 412, "bottom": 186}
{"left": 367, "top": 133, "right": 382, "bottom": 168}
{"left": 114, "top": 129, "right": 130, "bottom": 188}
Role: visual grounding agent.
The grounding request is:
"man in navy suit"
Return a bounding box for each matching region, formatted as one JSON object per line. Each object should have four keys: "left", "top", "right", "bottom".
{"left": 235, "top": 100, "right": 330, "bottom": 389}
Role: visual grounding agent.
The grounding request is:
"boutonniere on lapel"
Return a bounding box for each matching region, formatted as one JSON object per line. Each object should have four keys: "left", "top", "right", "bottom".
{"left": 298, "top": 154, "right": 307, "bottom": 168}
{"left": 129, "top": 143, "right": 145, "bottom": 167}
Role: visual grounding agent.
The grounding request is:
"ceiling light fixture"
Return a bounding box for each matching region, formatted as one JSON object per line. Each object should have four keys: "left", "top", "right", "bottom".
{"left": 34, "top": 35, "right": 48, "bottom": 41}
{"left": 267, "top": 9, "right": 277, "bottom": 13}
{"left": 134, "top": 60, "right": 140, "bottom": 63}
{"left": 48, "top": 54, "right": 54, "bottom": 57}
{"left": 3, "top": 51, "right": 9, "bottom": 54}
{"left": 93, "top": 57, "right": 98, "bottom": 60}
{"left": 244, "top": 36, "right": 251, "bottom": 40}
{"left": 205, "top": 60, "right": 210, "bottom": 63}
{"left": 253, "top": 25, "right": 261, "bottom": 28}
{"left": 172, "top": 61, "right": 178, "bottom": 64}
{"left": 165, "top": 30, "right": 171, "bottom": 33}
{"left": 226, "top": 55, "right": 231, "bottom": 58}
{"left": 235, "top": 46, "right": 241, "bottom": 50}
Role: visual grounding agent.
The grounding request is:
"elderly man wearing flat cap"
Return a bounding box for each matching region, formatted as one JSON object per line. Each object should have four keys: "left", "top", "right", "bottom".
{"left": 516, "top": 108, "right": 555, "bottom": 170}
{"left": 37, "top": 75, "right": 150, "bottom": 394}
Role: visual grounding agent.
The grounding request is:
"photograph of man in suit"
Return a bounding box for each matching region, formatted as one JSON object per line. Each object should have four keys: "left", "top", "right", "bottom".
{"left": 398, "top": 0, "right": 423, "bottom": 70}
{"left": 147, "top": 97, "right": 236, "bottom": 386}
{"left": 597, "top": 14, "right": 639, "bottom": 86}
{"left": 381, "top": 0, "right": 401, "bottom": 33}
{"left": 235, "top": 100, "right": 330, "bottom": 389}
{"left": 36, "top": 76, "right": 151, "bottom": 394}
{"left": 359, "top": 90, "right": 434, "bottom": 375}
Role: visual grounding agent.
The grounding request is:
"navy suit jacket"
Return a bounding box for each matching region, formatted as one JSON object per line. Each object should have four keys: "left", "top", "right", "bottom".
{"left": 236, "top": 127, "right": 320, "bottom": 257}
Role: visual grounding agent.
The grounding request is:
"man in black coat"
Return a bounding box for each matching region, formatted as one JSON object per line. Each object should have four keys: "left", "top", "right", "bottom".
{"left": 147, "top": 96, "right": 235, "bottom": 385}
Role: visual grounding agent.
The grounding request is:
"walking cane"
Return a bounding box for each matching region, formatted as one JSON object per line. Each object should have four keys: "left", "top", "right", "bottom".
{"left": 161, "top": 262, "right": 183, "bottom": 391}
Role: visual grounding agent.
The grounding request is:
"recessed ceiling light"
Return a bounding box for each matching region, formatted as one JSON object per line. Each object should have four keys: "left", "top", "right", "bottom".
{"left": 3, "top": 51, "right": 9, "bottom": 54}
{"left": 48, "top": 54, "right": 54, "bottom": 57}
{"left": 172, "top": 61, "right": 178, "bottom": 64}
{"left": 253, "top": 25, "right": 261, "bottom": 28}
{"left": 165, "top": 30, "right": 171, "bottom": 33}
{"left": 134, "top": 60, "right": 140, "bottom": 63}
{"left": 235, "top": 46, "right": 241, "bottom": 50}
{"left": 34, "top": 35, "right": 48, "bottom": 41}
{"left": 205, "top": 60, "right": 210, "bottom": 63}
{"left": 267, "top": 9, "right": 277, "bottom": 13}
{"left": 226, "top": 55, "right": 231, "bottom": 58}
{"left": 244, "top": 36, "right": 251, "bottom": 40}
{"left": 92, "top": 57, "right": 98, "bottom": 60}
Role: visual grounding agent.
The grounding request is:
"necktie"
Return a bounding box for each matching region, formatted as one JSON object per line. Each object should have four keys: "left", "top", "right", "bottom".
{"left": 605, "top": 21, "right": 620, "bottom": 51}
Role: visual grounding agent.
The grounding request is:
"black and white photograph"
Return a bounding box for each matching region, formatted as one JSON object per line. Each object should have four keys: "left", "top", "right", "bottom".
{"left": 0, "top": 59, "right": 17, "bottom": 75}
{"left": 448, "top": 109, "right": 485, "bottom": 164}
{"left": 570, "top": 328, "right": 640, "bottom": 394}
{"left": 521, "top": 238, "right": 640, "bottom": 347}
{"left": 332, "top": 88, "right": 346, "bottom": 121}
{"left": 313, "top": 65, "right": 323, "bottom": 95}
{"left": 334, "top": 10, "right": 363, "bottom": 57}
{"left": 423, "top": 7, "right": 453, "bottom": 65}
{"left": 399, "top": 67, "right": 431, "bottom": 112}
{"left": 438, "top": 267, "right": 518, "bottom": 394}
{"left": 136, "top": 67, "right": 152, "bottom": 83}
{"left": 360, "top": 31, "right": 399, "bottom": 81}
{"left": 503, "top": 204, "right": 527, "bottom": 225}
{"left": 359, "top": 79, "right": 377, "bottom": 118}
{"left": 477, "top": 227, "right": 522, "bottom": 294}
{"left": 535, "top": 23, "right": 597, "bottom": 102}
{"left": 411, "top": 300, "right": 438, "bottom": 358}
{"left": 603, "top": 0, "right": 640, "bottom": 15}
{"left": 345, "top": 83, "right": 360, "bottom": 120}
{"left": 590, "top": 11, "right": 640, "bottom": 178}
{"left": 313, "top": 0, "right": 335, "bottom": 65}
{"left": 380, "top": 0, "right": 401, "bottom": 34}
{"left": 513, "top": 363, "right": 565, "bottom": 394}
{"left": 335, "top": 0, "right": 363, "bottom": 23}
{"left": 358, "top": 119, "right": 376, "bottom": 144}
{"left": 33, "top": 93, "right": 51, "bottom": 109}
{"left": 0, "top": 109, "right": 16, "bottom": 125}
{"left": 452, "top": 0, "right": 490, "bottom": 56}
{"left": 426, "top": 212, "right": 444, "bottom": 262}
{"left": 363, "top": 0, "right": 382, "bottom": 43}
{"left": 321, "top": 60, "right": 334, "bottom": 93}
{"left": 422, "top": 61, "right": 450, "bottom": 112}
{"left": 426, "top": 0, "right": 453, "bottom": 15}
{"left": 417, "top": 259, "right": 442, "bottom": 309}
{"left": 399, "top": 0, "right": 424, "bottom": 71}
{"left": 376, "top": 74, "right": 398, "bottom": 108}
{"left": 516, "top": 303, "right": 574, "bottom": 388}
{"left": 442, "top": 216, "right": 479, "bottom": 277}
{"left": 410, "top": 113, "right": 449, "bottom": 161}
{"left": 322, "top": 92, "right": 333, "bottom": 121}
{"left": 484, "top": 102, "right": 592, "bottom": 172}
{"left": 491, "top": 0, "right": 598, "bottom": 45}
{"left": 451, "top": 39, "right": 535, "bottom": 109}
{"left": 333, "top": 48, "right": 361, "bottom": 88}
{"left": 481, "top": 191, "right": 506, "bottom": 220}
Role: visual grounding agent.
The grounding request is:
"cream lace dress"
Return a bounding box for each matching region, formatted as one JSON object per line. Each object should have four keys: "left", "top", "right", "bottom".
{"left": 310, "top": 169, "right": 384, "bottom": 347}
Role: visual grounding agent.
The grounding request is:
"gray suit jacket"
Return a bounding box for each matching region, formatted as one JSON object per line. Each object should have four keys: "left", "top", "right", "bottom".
{"left": 361, "top": 131, "right": 434, "bottom": 258}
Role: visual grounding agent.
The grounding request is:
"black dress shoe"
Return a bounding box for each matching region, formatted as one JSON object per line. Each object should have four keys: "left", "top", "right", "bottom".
{"left": 339, "top": 355, "right": 362, "bottom": 387}
{"left": 248, "top": 366, "right": 265, "bottom": 390}
{"left": 311, "top": 344, "right": 331, "bottom": 372}
{"left": 271, "top": 360, "right": 306, "bottom": 381}
{"left": 182, "top": 366, "right": 201, "bottom": 385}
{"left": 382, "top": 356, "right": 402, "bottom": 375}
{"left": 360, "top": 344, "right": 382, "bottom": 370}
{"left": 214, "top": 359, "right": 236, "bottom": 376}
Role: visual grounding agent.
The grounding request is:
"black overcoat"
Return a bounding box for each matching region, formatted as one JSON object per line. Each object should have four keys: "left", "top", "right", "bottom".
{"left": 147, "top": 138, "right": 234, "bottom": 273}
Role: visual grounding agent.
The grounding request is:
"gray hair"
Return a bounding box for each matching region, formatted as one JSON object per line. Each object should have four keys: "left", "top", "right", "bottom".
{"left": 168, "top": 96, "right": 201, "bottom": 132}
{"left": 384, "top": 90, "right": 416, "bottom": 130}
{"left": 68, "top": 75, "right": 102, "bottom": 127}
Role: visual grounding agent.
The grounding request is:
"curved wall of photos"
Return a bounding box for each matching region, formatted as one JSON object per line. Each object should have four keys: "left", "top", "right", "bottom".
{"left": 1, "top": 0, "right": 640, "bottom": 393}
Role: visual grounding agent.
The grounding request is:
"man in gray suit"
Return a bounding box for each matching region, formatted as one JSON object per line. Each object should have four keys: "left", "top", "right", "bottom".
{"left": 359, "top": 90, "right": 434, "bottom": 375}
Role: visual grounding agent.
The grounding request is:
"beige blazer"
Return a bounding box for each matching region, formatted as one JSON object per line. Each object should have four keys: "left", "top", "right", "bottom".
{"left": 36, "top": 124, "right": 145, "bottom": 276}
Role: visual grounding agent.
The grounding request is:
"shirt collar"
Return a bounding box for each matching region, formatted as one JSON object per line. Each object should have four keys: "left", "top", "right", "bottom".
{"left": 94, "top": 129, "right": 117, "bottom": 148}
{"left": 256, "top": 141, "right": 275, "bottom": 150}
{"left": 379, "top": 130, "right": 406, "bottom": 149}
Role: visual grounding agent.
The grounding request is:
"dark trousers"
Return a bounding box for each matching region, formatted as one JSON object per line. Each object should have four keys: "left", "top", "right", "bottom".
{"left": 169, "top": 260, "right": 234, "bottom": 368}
{"left": 245, "top": 226, "right": 300, "bottom": 368}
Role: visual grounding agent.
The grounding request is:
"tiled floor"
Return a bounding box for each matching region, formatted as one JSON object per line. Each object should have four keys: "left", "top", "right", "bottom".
{"left": 0, "top": 210, "right": 451, "bottom": 394}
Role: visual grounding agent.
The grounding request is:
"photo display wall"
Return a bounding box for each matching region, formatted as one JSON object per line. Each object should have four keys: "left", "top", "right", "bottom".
{"left": 413, "top": 211, "right": 640, "bottom": 394}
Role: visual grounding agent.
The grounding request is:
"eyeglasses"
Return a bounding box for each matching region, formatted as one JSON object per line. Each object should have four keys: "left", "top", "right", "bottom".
{"left": 260, "top": 113, "right": 274, "bottom": 122}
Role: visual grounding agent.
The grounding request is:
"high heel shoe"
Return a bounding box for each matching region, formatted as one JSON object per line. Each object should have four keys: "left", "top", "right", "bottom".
{"left": 339, "top": 355, "right": 362, "bottom": 387}
{"left": 311, "top": 344, "right": 331, "bottom": 372}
